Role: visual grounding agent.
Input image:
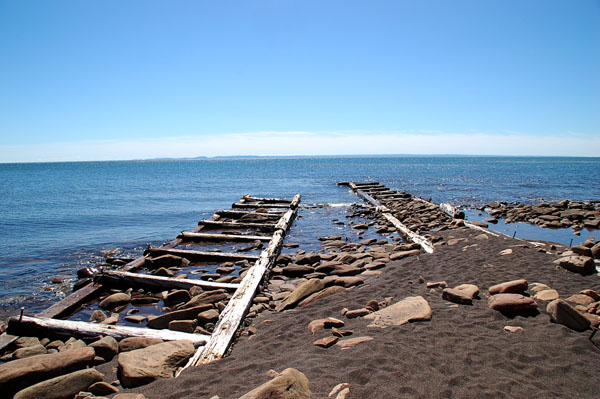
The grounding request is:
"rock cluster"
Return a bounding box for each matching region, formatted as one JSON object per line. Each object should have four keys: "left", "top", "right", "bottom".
{"left": 484, "top": 200, "right": 600, "bottom": 231}
{"left": 0, "top": 334, "right": 195, "bottom": 397}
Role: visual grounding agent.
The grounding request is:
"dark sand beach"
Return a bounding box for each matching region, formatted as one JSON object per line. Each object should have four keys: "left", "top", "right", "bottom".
{"left": 111, "top": 227, "right": 600, "bottom": 399}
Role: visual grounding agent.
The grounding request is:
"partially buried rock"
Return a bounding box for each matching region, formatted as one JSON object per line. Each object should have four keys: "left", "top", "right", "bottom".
{"left": 98, "top": 292, "right": 131, "bottom": 310}
{"left": 117, "top": 340, "right": 195, "bottom": 388}
{"left": 442, "top": 284, "right": 479, "bottom": 305}
{"left": 565, "top": 294, "right": 595, "bottom": 306}
{"left": 553, "top": 256, "right": 596, "bottom": 275}
{"left": 89, "top": 381, "right": 119, "bottom": 396}
{"left": 276, "top": 279, "right": 326, "bottom": 311}
{"left": 118, "top": 337, "right": 163, "bottom": 353}
{"left": 534, "top": 289, "right": 560, "bottom": 301}
{"left": 547, "top": 299, "right": 590, "bottom": 332}
{"left": 13, "top": 344, "right": 47, "bottom": 359}
{"left": 239, "top": 368, "right": 310, "bottom": 399}
{"left": 164, "top": 289, "right": 192, "bottom": 307}
{"left": 365, "top": 296, "right": 432, "bottom": 328}
{"left": 488, "top": 294, "right": 538, "bottom": 315}
{"left": 488, "top": 279, "right": 528, "bottom": 295}
{"left": 313, "top": 336, "right": 338, "bottom": 348}
{"left": 336, "top": 336, "right": 374, "bottom": 350}
{"left": 345, "top": 308, "right": 370, "bottom": 319}
{"left": 13, "top": 368, "right": 104, "bottom": 399}
{"left": 89, "top": 310, "right": 108, "bottom": 323}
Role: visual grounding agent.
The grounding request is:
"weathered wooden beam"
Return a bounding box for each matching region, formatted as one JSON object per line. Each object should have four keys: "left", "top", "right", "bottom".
{"left": 8, "top": 316, "right": 209, "bottom": 346}
{"left": 178, "top": 232, "right": 272, "bottom": 242}
{"left": 197, "top": 220, "right": 277, "bottom": 231}
{"left": 98, "top": 270, "right": 240, "bottom": 291}
{"left": 439, "top": 203, "right": 465, "bottom": 219}
{"left": 232, "top": 202, "right": 291, "bottom": 209}
{"left": 350, "top": 186, "right": 435, "bottom": 254}
{"left": 241, "top": 196, "right": 292, "bottom": 204}
{"left": 352, "top": 182, "right": 380, "bottom": 187}
{"left": 36, "top": 284, "right": 104, "bottom": 319}
{"left": 146, "top": 247, "right": 260, "bottom": 262}
{"left": 214, "top": 209, "right": 283, "bottom": 219}
{"left": 180, "top": 196, "right": 300, "bottom": 371}
{"left": 360, "top": 187, "right": 389, "bottom": 192}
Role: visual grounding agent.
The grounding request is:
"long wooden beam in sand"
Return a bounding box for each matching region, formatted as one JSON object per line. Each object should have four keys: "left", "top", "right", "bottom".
{"left": 347, "top": 183, "right": 435, "bottom": 253}
{"left": 98, "top": 270, "right": 240, "bottom": 291}
{"left": 8, "top": 316, "right": 209, "bottom": 347}
{"left": 179, "top": 194, "right": 301, "bottom": 373}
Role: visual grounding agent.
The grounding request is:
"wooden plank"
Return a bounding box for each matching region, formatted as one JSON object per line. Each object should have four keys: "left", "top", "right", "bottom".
{"left": 242, "top": 196, "right": 292, "bottom": 204}
{"left": 352, "top": 182, "right": 380, "bottom": 187}
{"left": 36, "top": 283, "right": 103, "bottom": 319}
{"left": 181, "top": 197, "right": 300, "bottom": 371}
{"left": 360, "top": 187, "right": 389, "bottom": 192}
{"left": 8, "top": 316, "right": 209, "bottom": 346}
{"left": 232, "top": 202, "right": 291, "bottom": 209}
{"left": 146, "top": 247, "right": 260, "bottom": 262}
{"left": 178, "top": 232, "right": 272, "bottom": 242}
{"left": 350, "top": 186, "right": 435, "bottom": 254}
{"left": 439, "top": 203, "right": 465, "bottom": 219}
{"left": 198, "top": 220, "right": 277, "bottom": 231}
{"left": 214, "top": 209, "right": 283, "bottom": 219}
{"left": 99, "top": 270, "right": 240, "bottom": 291}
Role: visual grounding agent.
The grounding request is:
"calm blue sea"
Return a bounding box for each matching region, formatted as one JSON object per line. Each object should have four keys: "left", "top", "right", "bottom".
{"left": 1, "top": 156, "right": 599, "bottom": 319}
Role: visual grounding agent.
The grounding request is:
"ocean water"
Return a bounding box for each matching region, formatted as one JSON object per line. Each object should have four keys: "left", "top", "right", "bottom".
{"left": 1, "top": 156, "right": 599, "bottom": 319}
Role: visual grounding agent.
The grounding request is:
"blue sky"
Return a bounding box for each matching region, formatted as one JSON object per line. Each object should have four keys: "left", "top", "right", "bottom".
{"left": 1, "top": 0, "right": 599, "bottom": 162}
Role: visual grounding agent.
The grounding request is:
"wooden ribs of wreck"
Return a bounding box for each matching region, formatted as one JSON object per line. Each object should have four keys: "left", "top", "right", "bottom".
{"left": 3, "top": 193, "right": 301, "bottom": 359}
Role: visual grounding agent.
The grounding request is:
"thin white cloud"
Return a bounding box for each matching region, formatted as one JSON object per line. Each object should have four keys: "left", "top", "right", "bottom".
{"left": 0, "top": 131, "right": 598, "bottom": 163}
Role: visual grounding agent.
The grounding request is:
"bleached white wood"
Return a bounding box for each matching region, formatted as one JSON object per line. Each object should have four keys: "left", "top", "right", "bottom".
{"left": 9, "top": 316, "right": 209, "bottom": 346}
{"left": 179, "top": 196, "right": 300, "bottom": 373}
{"left": 100, "top": 270, "right": 240, "bottom": 291}
{"left": 197, "top": 220, "right": 277, "bottom": 230}
{"left": 232, "top": 202, "right": 291, "bottom": 209}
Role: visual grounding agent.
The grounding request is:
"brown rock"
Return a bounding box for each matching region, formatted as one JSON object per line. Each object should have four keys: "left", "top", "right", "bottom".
{"left": 147, "top": 305, "right": 212, "bottom": 329}
{"left": 571, "top": 245, "right": 592, "bottom": 257}
{"left": 89, "top": 381, "right": 119, "bottom": 396}
{"left": 113, "top": 394, "right": 148, "bottom": 399}
{"left": 426, "top": 281, "right": 448, "bottom": 289}
{"left": 197, "top": 309, "right": 220, "bottom": 324}
{"left": 365, "top": 299, "right": 379, "bottom": 312}
{"left": 298, "top": 286, "right": 345, "bottom": 307}
{"left": 534, "top": 289, "right": 560, "bottom": 301}
{"left": 282, "top": 265, "right": 314, "bottom": 277}
{"left": 164, "top": 289, "right": 192, "bottom": 307}
{"left": 547, "top": 299, "right": 591, "bottom": 332}
{"left": 488, "top": 294, "right": 538, "bottom": 314}
{"left": 331, "top": 264, "right": 362, "bottom": 276}
{"left": 89, "top": 336, "right": 118, "bottom": 361}
{"left": 313, "top": 336, "right": 339, "bottom": 348}
{"left": 489, "top": 279, "right": 528, "bottom": 295}
{"left": 13, "top": 368, "right": 103, "bottom": 399}
{"left": 145, "top": 254, "right": 189, "bottom": 269}
{"left": 118, "top": 337, "right": 163, "bottom": 353}
{"left": 591, "top": 242, "right": 600, "bottom": 259}
{"left": 390, "top": 249, "right": 421, "bottom": 260}
{"left": 117, "top": 340, "right": 195, "bottom": 388}
{"left": 365, "top": 296, "right": 432, "bottom": 328}
{"left": 323, "top": 276, "right": 364, "bottom": 288}
{"left": 276, "top": 279, "right": 326, "bottom": 311}
{"left": 499, "top": 248, "right": 513, "bottom": 256}
{"left": 13, "top": 344, "right": 47, "bottom": 359}
{"left": 331, "top": 328, "right": 353, "bottom": 337}
{"left": 124, "top": 315, "right": 146, "bottom": 323}
{"left": 0, "top": 347, "right": 96, "bottom": 396}
{"left": 239, "top": 368, "right": 310, "bottom": 399}
{"left": 580, "top": 289, "right": 600, "bottom": 301}
{"left": 553, "top": 256, "right": 596, "bottom": 275}
{"left": 168, "top": 320, "right": 197, "bottom": 333}
{"left": 336, "top": 336, "right": 374, "bottom": 350}
{"left": 565, "top": 294, "right": 595, "bottom": 306}
{"left": 181, "top": 290, "right": 228, "bottom": 308}
{"left": 98, "top": 293, "right": 131, "bottom": 310}
{"left": 345, "top": 308, "right": 370, "bottom": 318}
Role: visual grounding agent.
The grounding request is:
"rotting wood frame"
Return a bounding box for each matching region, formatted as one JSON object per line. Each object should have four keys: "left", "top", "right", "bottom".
{"left": 1, "top": 193, "right": 301, "bottom": 367}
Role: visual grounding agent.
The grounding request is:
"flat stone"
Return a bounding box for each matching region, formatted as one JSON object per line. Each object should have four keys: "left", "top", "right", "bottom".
{"left": 323, "top": 276, "right": 364, "bottom": 288}
{"left": 390, "top": 249, "right": 421, "bottom": 260}
{"left": 345, "top": 308, "right": 370, "bottom": 319}
{"left": 504, "top": 326, "right": 524, "bottom": 333}
{"left": 442, "top": 288, "right": 475, "bottom": 305}
{"left": 282, "top": 265, "right": 315, "bottom": 277}
{"left": 489, "top": 279, "right": 528, "bottom": 295}
{"left": 14, "top": 368, "right": 103, "bottom": 399}
{"left": 488, "top": 294, "right": 538, "bottom": 314}
{"left": 114, "top": 394, "right": 148, "bottom": 399}
{"left": 547, "top": 299, "right": 591, "bottom": 332}
{"left": 0, "top": 347, "right": 96, "bottom": 396}
{"left": 426, "top": 281, "right": 448, "bottom": 289}
{"left": 14, "top": 337, "right": 41, "bottom": 348}
{"left": 553, "top": 256, "right": 596, "bottom": 275}
{"left": 313, "top": 336, "right": 339, "bottom": 348}
{"left": 145, "top": 254, "right": 189, "bottom": 269}
{"left": 118, "top": 337, "right": 163, "bottom": 353}
{"left": 583, "top": 313, "right": 600, "bottom": 328}
{"left": 565, "top": 294, "right": 595, "bottom": 306}
{"left": 336, "top": 336, "right": 374, "bottom": 350}
{"left": 181, "top": 291, "right": 228, "bottom": 308}
{"left": 147, "top": 304, "right": 213, "bottom": 329}
{"left": 295, "top": 252, "right": 321, "bottom": 265}
{"left": 534, "top": 289, "right": 560, "bottom": 301}
{"left": 125, "top": 315, "right": 146, "bottom": 323}
{"left": 529, "top": 283, "right": 552, "bottom": 294}
{"left": 98, "top": 293, "right": 131, "bottom": 310}
{"left": 239, "top": 368, "right": 310, "bottom": 399}
{"left": 197, "top": 309, "right": 220, "bottom": 324}
{"left": 331, "top": 264, "right": 362, "bottom": 276}
{"left": 169, "top": 319, "right": 197, "bottom": 333}
{"left": 298, "top": 286, "right": 346, "bottom": 308}
{"left": 117, "top": 340, "right": 195, "bottom": 388}
{"left": 13, "top": 344, "right": 47, "bottom": 359}
{"left": 364, "top": 296, "right": 432, "bottom": 328}
{"left": 58, "top": 339, "right": 87, "bottom": 352}
{"left": 276, "top": 279, "right": 326, "bottom": 311}
{"left": 580, "top": 289, "right": 600, "bottom": 301}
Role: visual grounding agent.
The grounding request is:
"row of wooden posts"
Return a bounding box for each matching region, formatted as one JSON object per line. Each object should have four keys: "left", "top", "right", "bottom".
{"left": 1, "top": 193, "right": 301, "bottom": 372}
